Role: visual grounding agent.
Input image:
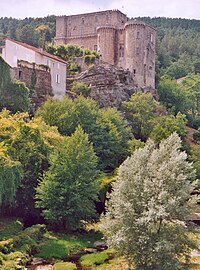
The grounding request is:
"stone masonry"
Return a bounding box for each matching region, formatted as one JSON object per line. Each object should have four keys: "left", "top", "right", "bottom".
{"left": 11, "top": 60, "right": 53, "bottom": 110}
{"left": 55, "top": 10, "right": 156, "bottom": 88}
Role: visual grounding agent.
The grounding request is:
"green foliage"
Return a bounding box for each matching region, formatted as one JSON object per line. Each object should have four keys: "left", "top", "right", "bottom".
{"left": 181, "top": 74, "right": 200, "bottom": 126}
{"left": 0, "top": 218, "right": 23, "bottom": 241}
{"left": 190, "top": 143, "right": 200, "bottom": 180}
{"left": 17, "top": 24, "right": 38, "bottom": 47}
{"left": 0, "top": 110, "right": 61, "bottom": 221}
{"left": 165, "top": 61, "right": 188, "bottom": 79}
{"left": 128, "top": 138, "right": 145, "bottom": 153}
{"left": 193, "top": 130, "right": 200, "bottom": 142}
{"left": 140, "top": 17, "right": 200, "bottom": 83}
{"left": 69, "top": 62, "right": 81, "bottom": 72}
{"left": 84, "top": 54, "right": 96, "bottom": 65}
{"left": 150, "top": 113, "right": 187, "bottom": 143}
{"left": 0, "top": 57, "right": 30, "bottom": 113}
{"left": 0, "top": 57, "right": 11, "bottom": 89}
{"left": 0, "top": 16, "right": 56, "bottom": 47}
{"left": 81, "top": 251, "right": 109, "bottom": 267}
{"left": 122, "top": 92, "right": 158, "bottom": 141}
{"left": 36, "top": 126, "right": 99, "bottom": 230}
{"left": 37, "top": 230, "right": 102, "bottom": 260}
{"left": 0, "top": 146, "right": 23, "bottom": 207}
{"left": 37, "top": 96, "right": 129, "bottom": 171}
{"left": 0, "top": 250, "right": 29, "bottom": 270}
{"left": 5, "top": 81, "right": 30, "bottom": 113}
{"left": 158, "top": 77, "right": 190, "bottom": 114}
{"left": 194, "top": 62, "right": 200, "bottom": 74}
{"left": 102, "top": 133, "right": 197, "bottom": 270}
{"left": 53, "top": 262, "right": 76, "bottom": 270}
{"left": 71, "top": 81, "right": 91, "bottom": 97}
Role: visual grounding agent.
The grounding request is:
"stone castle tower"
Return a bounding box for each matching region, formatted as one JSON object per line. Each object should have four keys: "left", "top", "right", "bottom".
{"left": 55, "top": 10, "right": 156, "bottom": 88}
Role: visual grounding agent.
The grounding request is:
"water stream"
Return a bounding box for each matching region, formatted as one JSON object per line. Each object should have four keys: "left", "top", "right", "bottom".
{"left": 26, "top": 264, "right": 53, "bottom": 270}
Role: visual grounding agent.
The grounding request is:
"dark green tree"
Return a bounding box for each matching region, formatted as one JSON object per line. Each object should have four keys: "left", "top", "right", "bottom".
{"left": 37, "top": 96, "right": 129, "bottom": 171}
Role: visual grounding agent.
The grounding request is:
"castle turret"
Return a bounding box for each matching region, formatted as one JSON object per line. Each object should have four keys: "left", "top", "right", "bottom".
{"left": 124, "top": 20, "right": 156, "bottom": 87}
{"left": 97, "top": 26, "right": 117, "bottom": 65}
{"left": 124, "top": 20, "right": 146, "bottom": 87}
{"left": 55, "top": 16, "right": 67, "bottom": 45}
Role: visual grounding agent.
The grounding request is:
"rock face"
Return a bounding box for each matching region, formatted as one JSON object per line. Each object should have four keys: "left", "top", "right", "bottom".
{"left": 74, "top": 62, "right": 156, "bottom": 108}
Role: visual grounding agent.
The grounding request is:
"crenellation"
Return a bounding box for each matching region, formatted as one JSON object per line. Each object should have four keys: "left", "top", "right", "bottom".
{"left": 55, "top": 9, "right": 156, "bottom": 88}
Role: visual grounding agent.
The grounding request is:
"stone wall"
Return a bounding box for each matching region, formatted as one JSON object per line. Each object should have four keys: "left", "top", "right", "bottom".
{"left": 55, "top": 10, "right": 156, "bottom": 88}
{"left": 11, "top": 61, "right": 53, "bottom": 110}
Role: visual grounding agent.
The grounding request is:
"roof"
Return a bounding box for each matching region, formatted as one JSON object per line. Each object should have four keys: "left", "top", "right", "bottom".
{"left": 5, "top": 38, "right": 67, "bottom": 64}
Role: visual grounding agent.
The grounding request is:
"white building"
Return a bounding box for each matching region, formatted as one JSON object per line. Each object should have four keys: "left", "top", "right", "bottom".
{"left": 2, "top": 38, "right": 67, "bottom": 98}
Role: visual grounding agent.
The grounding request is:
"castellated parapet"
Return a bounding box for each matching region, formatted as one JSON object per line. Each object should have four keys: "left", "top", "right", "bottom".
{"left": 55, "top": 10, "right": 156, "bottom": 88}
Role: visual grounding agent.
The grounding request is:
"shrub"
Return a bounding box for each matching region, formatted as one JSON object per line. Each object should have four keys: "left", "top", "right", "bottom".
{"left": 69, "top": 62, "right": 81, "bottom": 72}
{"left": 84, "top": 54, "right": 96, "bottom": 65}
{"left": 193, "top": 130, "right": 200, "bottom": 142}
{"left": 53, "top": 262, "right": 76, "bottom": 270}
{"left": 81, "top": 251, "right": 108, "bottom": 267}
{"left": 71, "top": 81, "right": 91, "bottom": 97}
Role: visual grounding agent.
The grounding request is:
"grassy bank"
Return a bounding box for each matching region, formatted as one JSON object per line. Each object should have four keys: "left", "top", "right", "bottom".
{"left": 0, "top": 218, "right": 199, "bottom": 270}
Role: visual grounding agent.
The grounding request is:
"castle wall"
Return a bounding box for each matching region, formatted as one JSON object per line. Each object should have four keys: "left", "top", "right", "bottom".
{"left": 55, "top": 10, "right": 127, "bottom": 45}
{"left": 65, "top": 35, "right": 97, "bottom": 51}
{"left": 55, "top": 10, "right": 156, "bottom": 88}
{"left": 97, "top": 27, "right": 117, "bottom": 65}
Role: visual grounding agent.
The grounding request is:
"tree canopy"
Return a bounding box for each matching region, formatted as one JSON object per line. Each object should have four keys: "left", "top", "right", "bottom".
{"left": 102, "top": 133, "right": 197, "bottom": 270}
{"left": 36, "top": 126, "right": 99, "bottom": 230}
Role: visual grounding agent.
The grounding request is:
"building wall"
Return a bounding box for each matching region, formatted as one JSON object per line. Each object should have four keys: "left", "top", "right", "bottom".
{"left": 55, "top": 10, "right": 156, "bottom": 88}
{"left": 11, "top": 62, "right": 53, "bottom": 109}
{"left": 2, "top": 39, "right": 36, "bottom": 67}
{"left": 55, "top": 10, "right": 127, "bottom": 42}
{"left": 2, "top": 39, "right": 67, "bottom": 98}
{"left": 35, "top": 53, "right": 66, "bottom": 98}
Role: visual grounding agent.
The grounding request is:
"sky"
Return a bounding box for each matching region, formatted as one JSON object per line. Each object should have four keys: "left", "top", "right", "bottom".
{"left": 0, "top": 0, "right": 200, "bottom": 20}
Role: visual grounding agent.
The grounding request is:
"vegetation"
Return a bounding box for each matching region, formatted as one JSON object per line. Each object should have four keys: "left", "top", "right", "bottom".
{"left": 36, "top": 126, "right": 100, "bottom": 230}
{"left": 37, "top": 96, "right": 130, "bottom": 171}
{"left": 0, "top": 57, "right": 30, "bottom": 113}
{"left": 0, "top": 13, "right": 200, "bottom": 270}
{"left": 81, "top": 251, "right": 109, "bottom": 267}
{"left": 102, "top": 133, "right": 197, "bottom": 270}
{"left": 53, "top": 262, "right": 76, "bottom": 270}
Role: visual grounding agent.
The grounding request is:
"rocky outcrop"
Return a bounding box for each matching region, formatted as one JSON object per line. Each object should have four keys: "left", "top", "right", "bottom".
{"left": 74, "top": 62, "right": 156, "bottom": 108}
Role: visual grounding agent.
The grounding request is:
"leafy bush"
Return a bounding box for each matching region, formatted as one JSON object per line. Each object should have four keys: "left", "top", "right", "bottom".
{"left": 81, "top": 251, "right": 108, "bottom": 267}
{"left": 84, "top": 54, "right": 96, "bottom": 65}
{"left": 69, "top": 62, "right": 81, "bottom": 72}
{"left": 53, "top": 262, "right": 76, "bottom": 270}
{"left": 0, "top": 224, "right": 46, "bottom": 255}
{"left": 71, "top": 81, "right": 91, "bottom": 97}
{"left": 0, "top": 218, "right": 23, "bottom": 241}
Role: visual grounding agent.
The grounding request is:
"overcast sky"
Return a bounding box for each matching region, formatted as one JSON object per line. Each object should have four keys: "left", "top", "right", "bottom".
{"left": 0, "top": 0, "right": 199, "bottom": 20}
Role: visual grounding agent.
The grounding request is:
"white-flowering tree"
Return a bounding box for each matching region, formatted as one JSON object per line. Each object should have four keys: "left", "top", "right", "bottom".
{"left": 102, "top": 133, "right": 197, "bottom": 270}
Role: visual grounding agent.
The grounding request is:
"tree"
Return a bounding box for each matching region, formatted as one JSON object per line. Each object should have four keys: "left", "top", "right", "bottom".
{"left": 150, "top": 113, "right": 187, "bottom": 143}
{"left": 0, "top": 110, "right": 62, "bottom": 224}
{"left": 17, "top": 24, "right": 38, "bottom": 47}
{"left": 0, "top": 143, "right": 23, "bottom": 209}
{"left": 36, "top": 126, "right": 99, "bottom": 230}
{"left": 122, "top": 92, "right": 158, "bottom": 141}
{"left": 102, "top": 133, "right": 197, "bottom": 270}
{"left": 37, "top": 96, "right": 130, "bottom": 171}
{"left": 158, "top": 77, "right": 190, "bottom": 115}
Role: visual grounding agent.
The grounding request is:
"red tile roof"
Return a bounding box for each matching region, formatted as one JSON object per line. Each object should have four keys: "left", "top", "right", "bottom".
{"left": 5, "top": 38, "right": 67, "bottom": 64}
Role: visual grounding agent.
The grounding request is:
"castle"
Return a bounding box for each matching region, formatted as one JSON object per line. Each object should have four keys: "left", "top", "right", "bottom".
{"left": 55, "top": 10, "right": 156, "bottom": 88}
